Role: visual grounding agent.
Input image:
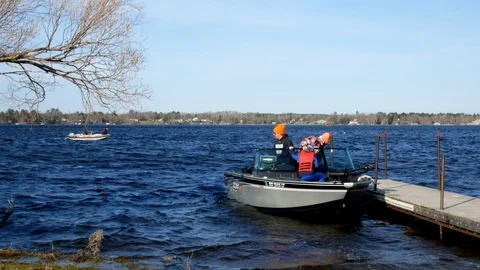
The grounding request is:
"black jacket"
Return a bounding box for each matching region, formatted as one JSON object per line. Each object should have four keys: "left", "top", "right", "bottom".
{"left": 274, "top": 134, "right": 294, "bottom": 150}
{"left": 274, "top": 134, "right": 294, "bottom": 164}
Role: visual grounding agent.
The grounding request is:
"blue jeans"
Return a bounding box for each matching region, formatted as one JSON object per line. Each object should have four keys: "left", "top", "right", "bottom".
{"left": 300, "top": 172, "right": 326, "bottom": 182}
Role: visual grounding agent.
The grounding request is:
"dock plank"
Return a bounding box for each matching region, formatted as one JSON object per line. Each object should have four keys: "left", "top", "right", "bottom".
{"left": 366, "top": 179, "right": 480, "bottom": 236}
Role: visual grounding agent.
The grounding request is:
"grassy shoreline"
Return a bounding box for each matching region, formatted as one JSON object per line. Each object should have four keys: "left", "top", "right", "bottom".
{"left": 0, "top": 248, "right": 148, "bottom": 270}
{"left": 0, "top": 248, "right": 95, "bottom": 270}
{"left": 0, "top": 230, "right": 138, "bottom": 270}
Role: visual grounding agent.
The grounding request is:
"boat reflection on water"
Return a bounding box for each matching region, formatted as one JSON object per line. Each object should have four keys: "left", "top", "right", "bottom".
{"left": 227, "top": 199, "right": 366, "bottom": 268}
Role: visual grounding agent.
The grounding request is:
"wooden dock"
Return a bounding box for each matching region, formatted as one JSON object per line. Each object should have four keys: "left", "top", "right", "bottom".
{"left": 366, "top": 179, "right": 480, "bottom": 239}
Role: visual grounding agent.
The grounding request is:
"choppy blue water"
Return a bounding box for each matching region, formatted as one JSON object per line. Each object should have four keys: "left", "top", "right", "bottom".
{"left": 1, "top": 124, "right": 479, "bottom": 269}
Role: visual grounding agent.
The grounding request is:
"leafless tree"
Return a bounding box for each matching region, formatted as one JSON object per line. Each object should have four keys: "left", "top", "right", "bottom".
{"left": 0, "top": 0, "right": 150, "bottom": 113}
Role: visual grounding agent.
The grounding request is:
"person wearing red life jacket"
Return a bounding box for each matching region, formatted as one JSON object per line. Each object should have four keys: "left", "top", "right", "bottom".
{"left": 291, "top": 132, "right": 332, "bottom": 182}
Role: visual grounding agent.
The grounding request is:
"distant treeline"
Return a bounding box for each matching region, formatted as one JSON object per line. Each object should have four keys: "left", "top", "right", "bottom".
{"left": 1, "top": 108, "right": 479, "bottom": 125}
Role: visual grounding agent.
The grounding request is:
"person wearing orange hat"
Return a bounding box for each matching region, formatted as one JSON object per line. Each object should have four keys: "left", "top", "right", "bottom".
{"left": 272, "top": 123, "right": 294, "bottom": 164}
{"left": 290, "top": 133, "right": 332, "bottom": 182}
{"left": 297, "top": 132, "right": 331, "bottom": 153}
{"left": 290, "top": 139, "right": 326, "bottom": 182}
{"left": 272, "top": 123, "right": 294, "bottom": 152}
{"left": 317, "top": 132, "right": 331, "bottom": 147}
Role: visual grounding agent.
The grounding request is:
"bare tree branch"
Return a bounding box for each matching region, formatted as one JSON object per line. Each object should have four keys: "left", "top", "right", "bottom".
{"left": 0, "top": 0, "right": 150, "bottom": 113}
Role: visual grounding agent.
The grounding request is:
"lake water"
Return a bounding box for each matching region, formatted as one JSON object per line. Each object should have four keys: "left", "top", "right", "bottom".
{"left": 1, "top": 124, "right": 479, "bottom": 269}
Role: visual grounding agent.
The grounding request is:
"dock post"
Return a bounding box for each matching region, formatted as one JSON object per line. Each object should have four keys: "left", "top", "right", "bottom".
{"left": 374, "top": 133, "right": 380, "bottom": 191}
{"left": 440, "top": 154, "right": 445, "bottom": 210}
{"left": 439, "top": 154, "right": 446, "bottom": 239}
{"left": 383, "top": 130, "right": 388, "bottom": 179}
{"left": 437, "top": 132, "right": 441, "bottom": 190}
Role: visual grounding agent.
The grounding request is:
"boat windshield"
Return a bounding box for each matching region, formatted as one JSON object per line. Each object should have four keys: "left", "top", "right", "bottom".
{"left": 323, "top": 147, "right": 356, "bottom": 170}
{"left": 253, "top": 148, "right": 358, "bottom": 172}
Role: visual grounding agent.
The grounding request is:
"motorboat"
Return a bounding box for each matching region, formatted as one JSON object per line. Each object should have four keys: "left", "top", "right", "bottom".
{"left": 224, "top": 147, "right": 373, "bottom": 217}
{"left": 65, "top": 132, "right": 110, "bottom": 141}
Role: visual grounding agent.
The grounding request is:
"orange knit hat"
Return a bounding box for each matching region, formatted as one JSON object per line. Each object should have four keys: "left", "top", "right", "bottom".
{"left": 318, "top": 132, "right": 331, "bottom": 145}
{"left": 273, "top": 123, "right": 285, "bottom": 135}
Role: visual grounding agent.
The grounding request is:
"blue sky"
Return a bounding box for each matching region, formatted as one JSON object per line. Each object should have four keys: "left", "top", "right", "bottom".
{"left": 1, "top": 0, "right": 479, "bottom": 114}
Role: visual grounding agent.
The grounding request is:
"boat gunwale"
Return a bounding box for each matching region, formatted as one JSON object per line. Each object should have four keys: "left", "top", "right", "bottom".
{"left": 224, "top": 171, "right": 371, "bottom": 190}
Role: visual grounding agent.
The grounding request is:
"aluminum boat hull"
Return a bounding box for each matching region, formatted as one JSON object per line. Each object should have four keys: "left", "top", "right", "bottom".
{"left": 224, "top": 172, "right": 371, "bottom": 215}
{"left": 65, "top": 133, "right": 110, "bottom": 141}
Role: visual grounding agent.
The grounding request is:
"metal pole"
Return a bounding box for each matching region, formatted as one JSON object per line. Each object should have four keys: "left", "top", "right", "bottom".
{"left": 383, "top": 130, "right": 388, "bottom": 179}
{"left": 440, "top": 154, "right": 445, "bottom": 210}
{"left": 330, "top": 133, "right": 334, "bottom": 168}
{"left": 374, "top": 133, "right": 380, "bottom": 191}
{"left": 437, "top": 132, "right": 441, "bottom": 190}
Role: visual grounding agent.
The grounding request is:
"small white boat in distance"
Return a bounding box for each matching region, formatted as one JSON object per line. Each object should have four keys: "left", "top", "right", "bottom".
{"left": 65, "top": 133, "right": 110, "bottom": 141}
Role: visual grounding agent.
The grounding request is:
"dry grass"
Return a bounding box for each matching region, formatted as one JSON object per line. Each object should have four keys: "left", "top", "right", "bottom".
{"left": 40, "top": 251, "right": 61, "bottom": 264}
{"left": 71, "top": 229, "right": 104, "bottom": 263}
{"left": 0, "top": 248, "right": 23, "bottom": 260}
{"left": 38, "top": 242, "right": 62, "bottom": 264}
{"left": 0, "top": 261, "right": 95, "bottom": 269}
{"left": 86, "top": 230, "right": 103, "bottom": 257}
{"left": 0, "top": 230, "right": 104, "bottom": 269}
{"left": 0, "top": 230, "right": 190, "bottom": 269}
{"left": 185, "top": 252, "right": 194, "bottom": 270}
{"left": 71, "top": 250, "right": 90, "bottom": 264}
{"left": 113, "top": 257, "right": 146, "bottom": 270}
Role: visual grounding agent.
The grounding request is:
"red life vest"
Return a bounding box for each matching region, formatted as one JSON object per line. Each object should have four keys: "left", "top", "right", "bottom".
{"left": 298, "top": 151, "right": 315, "bottom": 173}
